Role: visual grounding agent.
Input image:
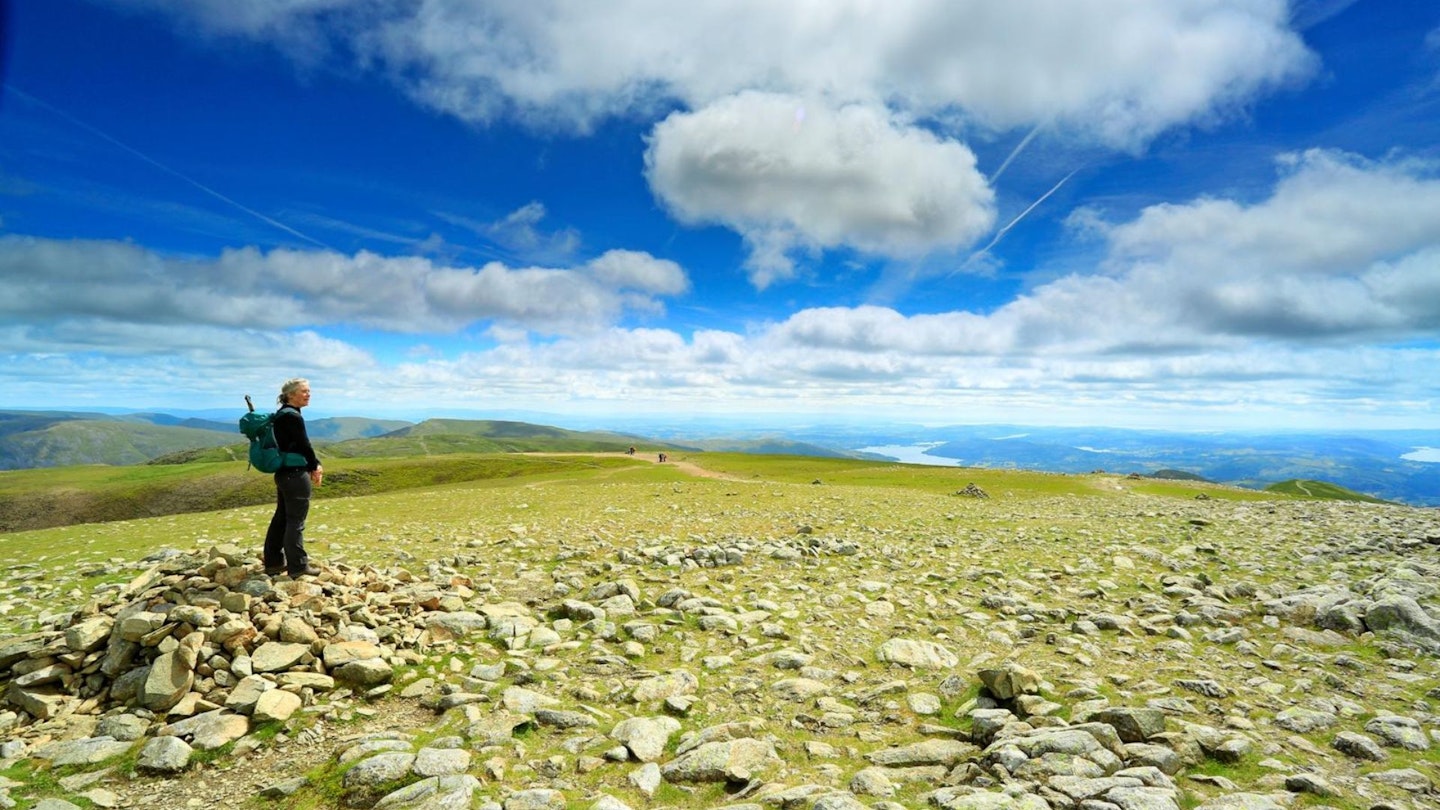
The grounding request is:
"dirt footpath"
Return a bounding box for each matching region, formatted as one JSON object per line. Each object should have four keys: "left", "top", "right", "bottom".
{"left": 523, "top": 451, "right": 747, "bottom": 482}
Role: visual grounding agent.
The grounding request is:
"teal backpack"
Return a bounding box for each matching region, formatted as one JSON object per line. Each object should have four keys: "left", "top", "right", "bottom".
{"left": 238, "top": 395, "right": 308, "bottom": 473}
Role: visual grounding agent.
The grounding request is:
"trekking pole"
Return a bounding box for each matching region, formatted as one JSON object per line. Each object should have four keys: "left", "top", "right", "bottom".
{"left": 245, "top": 395, "right": 255, "bottom": 413}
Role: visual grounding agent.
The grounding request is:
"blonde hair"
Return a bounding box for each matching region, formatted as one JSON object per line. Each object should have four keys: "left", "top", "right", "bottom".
{"left": 277, "top": 378, "right": 310, "bottom": 407}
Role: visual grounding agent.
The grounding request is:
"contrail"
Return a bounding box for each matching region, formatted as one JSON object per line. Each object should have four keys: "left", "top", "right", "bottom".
{"left": 991, "top": 124, "right": 1043, "bottom": 182}
{"left": 5, "top": 85, "right": 333, "bottom": 250}
{"left": 953, "top": 168, "right": 1078, "bottom": 276}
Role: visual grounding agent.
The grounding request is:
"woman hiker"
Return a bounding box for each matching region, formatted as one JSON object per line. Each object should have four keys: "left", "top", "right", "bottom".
{"left": 263, "top": 377, "right": 323, "bottom": 578}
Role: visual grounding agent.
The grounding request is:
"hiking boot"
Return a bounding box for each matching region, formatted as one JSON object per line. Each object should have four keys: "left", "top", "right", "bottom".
{"left": 264, "top": 566, "right": 285, "bottom": 576}
{"left": 290, "top": 565, "right": 321, "bottom": 578}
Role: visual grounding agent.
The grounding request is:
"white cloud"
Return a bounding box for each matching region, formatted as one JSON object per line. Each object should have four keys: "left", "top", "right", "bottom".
{"left": 113, "top": 0, "right": 1314, "bottom": 149}
{"left": 585, "top": 250, "right": 689, "bottom": 296}
{"left": 646, "top": 93, "right": 996, "bottom": 286}
{"left": 13, "top": 145, "right": 1438, "bottom": 423}
{"left": 311, "top": 323, "right": 1433, "bottom": 431}
{"left": 1107, "top": 150, "right": 1440, "bottom": 276}
{"left": 0, "top": 322, "right": 375, "bottom": 412}
{"left": 1093, "top": 150, "right": 1440, "bottom": 340}
{"left": 763, "top": 149, "right": 1440, "bottom": 356}
{"left": 102, "top": 0, "right": 1321, "bottom": 286}
{"left": 0, "top": 237, "right": 689, "bottom": 336}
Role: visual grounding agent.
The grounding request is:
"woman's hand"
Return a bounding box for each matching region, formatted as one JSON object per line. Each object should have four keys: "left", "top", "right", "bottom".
{"left": 311, "top": 465, "right": 324, "bottom": 486}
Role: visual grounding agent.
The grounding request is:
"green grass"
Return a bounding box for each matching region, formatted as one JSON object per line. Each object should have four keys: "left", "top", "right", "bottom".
{"left": 679, "top": 452, "right": 1285, "bottom": 503}
{"left": 0, "top": 446, "right": 1301, "bottom": 536}
{"left": 1, "top": 758, "right": 110, "bottom": 809}
{"left": 1126, "top": 480, "right": 1276, "bottom": 501}
{"left": 0, "top": 453, "right": 649, "bottom": 533}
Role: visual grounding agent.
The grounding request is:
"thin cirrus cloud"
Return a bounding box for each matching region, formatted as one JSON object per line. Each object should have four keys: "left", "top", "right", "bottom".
{"left": 433, "top": 202, "right": 582, "bottom": 264}
{"left": 0, "top": 236, "right": 690, "bottom": 337}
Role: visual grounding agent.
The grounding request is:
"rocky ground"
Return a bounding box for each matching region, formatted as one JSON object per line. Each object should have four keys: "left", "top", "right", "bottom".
{"left": 1, "top": 470, "right": 1439, "bottom": 810}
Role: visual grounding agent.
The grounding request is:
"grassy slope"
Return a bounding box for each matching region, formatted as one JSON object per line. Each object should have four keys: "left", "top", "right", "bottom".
{"left": 0, "top": 452, "right": 1281, "bottom": 569}
{"left": 0, "top": 449, "right": 1287, "bottom": 535}
{"left": 675, "top": 452, "right": 1277, "bottom": 501}
{"left": 0, "top": 454, "right": 646, "bottom": 533}
{"left": 1264, "top": 478, "right": 1394, "bottom": 504}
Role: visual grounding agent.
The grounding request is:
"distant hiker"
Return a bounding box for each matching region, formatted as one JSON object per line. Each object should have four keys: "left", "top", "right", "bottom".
{"left": 627, "top": 446, "right": 636, "bottom": 456}
{"left": 264, "top": 378, "right": 323, "bottom": 578}
{"left": 658, "top": 452, "right": 667, "bottom": 463}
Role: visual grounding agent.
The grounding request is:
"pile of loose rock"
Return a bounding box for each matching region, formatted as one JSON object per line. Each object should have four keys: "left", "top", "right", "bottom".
{"left": 1, "top": 492, "right": 1438, "bottom": 810}
{"left": 1, "top": 545, "right": 499, "bottom": 781}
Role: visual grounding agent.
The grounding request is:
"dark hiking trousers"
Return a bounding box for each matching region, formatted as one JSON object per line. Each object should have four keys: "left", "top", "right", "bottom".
{"left": 264, "top": 469, "right": 311, "bottom": 575}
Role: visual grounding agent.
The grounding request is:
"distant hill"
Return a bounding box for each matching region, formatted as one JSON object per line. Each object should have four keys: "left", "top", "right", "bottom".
{"left": 1147, "top": 469, "right": 1213, "bottom": 482}
{"left": 117, "top": 411, "right": 411, "bottom": 441}
{"left": 306, "top": 417, "right": 413, "bottom": 442}
{"left": 0, "top": 410, "right": 413, "bottom": 470}
{"left": 116, "top": 412, "right": 234, "bottom": 432}
{"left": 148, "top": 418, "right": 674, "bottom": 466}
{"left": 331, "top": 419, "right": 658, "bottom": 457}
{"left": 1264, "top": 479, "right": 1395, "bottom": 504}
{"left": 684, "top": 436, "right": 854, "bottom": 458}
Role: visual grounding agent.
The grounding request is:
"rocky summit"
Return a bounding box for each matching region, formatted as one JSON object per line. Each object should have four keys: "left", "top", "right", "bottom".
{"left": 1, "top": 479, "right": 1439, "bottom": 810}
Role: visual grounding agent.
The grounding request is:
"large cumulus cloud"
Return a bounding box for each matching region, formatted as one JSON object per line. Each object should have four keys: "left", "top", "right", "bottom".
{"left": 117, "top": 0, "right": 1314, "bottom": 147}
{"left": 645, "top": 93, "right": 996, "bottom": 287}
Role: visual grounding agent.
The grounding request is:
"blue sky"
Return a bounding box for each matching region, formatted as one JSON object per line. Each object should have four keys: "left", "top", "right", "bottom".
{"left": 2, "top": 0, "right": 1439, "bottom": 428}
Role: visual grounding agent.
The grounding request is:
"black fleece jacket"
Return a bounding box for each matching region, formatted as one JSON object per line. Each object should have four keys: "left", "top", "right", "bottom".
{"left": 272, "top": 405, "right": 320, "bottom": 471}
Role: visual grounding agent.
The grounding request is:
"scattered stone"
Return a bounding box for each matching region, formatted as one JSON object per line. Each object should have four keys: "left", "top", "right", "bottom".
{"left": 628, "top": 762, "right": 661, "bottom": 796}
{"left": 611, "top": 715, "right": 681, "bottom": 762}
{"left": 160, "top": 710, "right": 248, "bottom": 750}
{"left": 375, "top": 774, "right": 480, "bottom": 809}
{"left": 978, "top": 662, "right": 1041, "bottom": 700}
{"left": 660, "top": 737, "right": 781, "bottom": 783}
{"left": 136, "top": 736, "right": 192, "bottom": 774}
{"left": 1285, "top": 772, "right": 1336, "bottom": 797}
{"left": 1099, "top": 707, "right": 1167, "bottom": 742}
{"left": 1332, "top": 731, "right": 1388, "bottom": 761}
{"left": 877, "top": 638, "right": 958, "bottom": 669}
{"left": 0, "top": 496, "right": 1437, "bottom": 810}
{"left": 866, "top": 739, "right": 976, "bottom": 767}
{"left": 252, "top": 689, "right": 302, "bottom": 723}
{"left": 1364, "top": 715, "right": 1430, "bottom": 751}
